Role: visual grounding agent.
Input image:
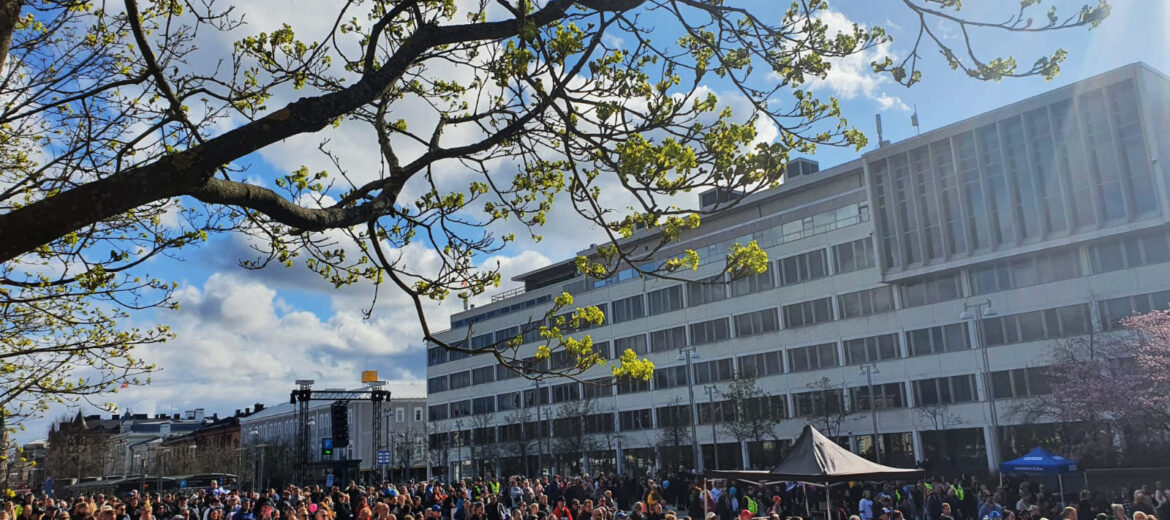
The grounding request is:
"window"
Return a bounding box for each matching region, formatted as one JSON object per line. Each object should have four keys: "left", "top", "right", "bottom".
{"left": 619, "top": 409, "right": 653, "bottom": 431}
{"left": 521, "top": 320, "right": 545, "bottom": 344}
{"left": 778, "top": 249, "right": 829, "bottom": 286}
{"left": 844, "top": 334, "right": 899, "bottom": 365}
{"left": 740, "top": 395, "right": 788, "bottom": 421}
{"left": 494, "top": 326, "right": 520, "bottom": 347}
{"left": 472, "top": 396, "right": 496, "bottom": 415}
{"left": 617, "top": 377, "right": 650, "bottom": 395}
{"left": 396, "top": 408, "right": 405, "bottom": 422}
{"left": 1099, "top": 290, "right": 1170, "bottom": 330}
{"left": 496, "top": 363, "right": 523, "bottom": 381}
{"left": 654, "top": 365, "right": 690, "bottom": 390}
{"left": 693, "top": 358, "right": 734, "bottom": 384}
{"left": 737, "top": 351, "right": 784, "bottom": 378}
{"left": 1091, "top": 231, "right": 1170, "bottom": 274}
{"left": 448, "top": 371, "right": 471, "bottom": 390}
{"left": 584, "top": 413, "right": 616, "bottom": 434}
{"left": 838, "top": 286, "right": 895, "bottom": 319}
{"left": 991, "top": 367, "right": 1052, "bottom": 399}
{"left": 783, "top": 297, "right": 833, "bottom": 328}
{"left": 906, "top": 323, "right": 969, "bottom": 356}
{"left": 731, "top": 269, "right": 775, "bottom": 297}
{"left": 582, "top": 377, "right": 614, "bottom": 399}
{"left": 850, "top": 382, "right": 906, "bottom": 410}
{"left": 471, "top": 333, "right": 495, "bottom": 351}
{"left": 650, "top": 326, "right": 687, "bottom": 353}
{"left": 611, "top": 295, "right": 645, "bottom": 323}
{"left": 428, "top": 404, "right": 449, "bottom": 421}
{"left": 970, "top": 248, "right": 1082, "bottom": 295}
{"left": 698, "top": 400, "right": 736, "bottom": 424}
{"left": 614, "top": 334, "right": 648, "bottom": 355}
{"left": 472, "top": 366, "right": 496, "bottom": 385}
{"left": 833, "top": 238, "right": 875, "bottom": 274}
{"left": 734, "top": 308, "right": 780, "bottom": 337}
{"left": 690, "top": 318, "right": 731, "bottom": 346}
{"left": 647, "top": 285, "right": 685, "bottom": 315}
{"left": 787, "top": 342, "right": 839, "bottom": 372}
{"left": 550, "top": 382, "right": 580, "bottom": 403}
{"left": 497, "top": 392, "right": 522, "bottom": 412}
{"left": 656, "top": 404, "right": 691, "bottom": 429}
{"left": 593, "top": 340, "right": 612, "bottom": 360}
{"left": 427, "top": 346, "right": 448, "bottom": 366}
{"left": 913, "top": 375, "right": 978, "bottom": 405}
{"left": 899, "top": 273, "right": 962, "bottom": 308}
{"left": 449, "top": 400, "right": 472, "bottom": 417}
{"left": 688, "top": 275, "right": 727, "bottom": 306}
{"left": 793, "top": 388, "right": 844, "bottom": 417}
{"left": 523, "top": 386, "right": 550, "bottom": 407}
{"left": 427, "top": 375, "right": 448, "bottom": 393}
{"left": 982, "top": 303, "right": 1091, "bottom": 346}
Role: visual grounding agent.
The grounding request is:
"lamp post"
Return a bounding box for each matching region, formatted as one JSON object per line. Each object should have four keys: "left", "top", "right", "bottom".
{"left": 960, "top": 300, "right": 1001, "bottom": 473}
{"left": 703, "top": 385, "right": 719, "bottom": 471}
{"left": 249, "top": 429, "right": 268, "bottom": 492}
{"left": 858, "top": 363, "right": 881, "bottom": 464}
{"left": 613, "top": 433, "right": 625, "bottom": 477}
{"left": 531, "top": 380, "right": 547, "bottom": 476}
{"left": 676, "top": 346, "right": 703, "bottom": 474}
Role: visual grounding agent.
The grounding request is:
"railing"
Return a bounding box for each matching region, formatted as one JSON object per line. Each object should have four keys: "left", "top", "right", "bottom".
{"left": 491, "top": 286, "right": 527, "bottom": 302}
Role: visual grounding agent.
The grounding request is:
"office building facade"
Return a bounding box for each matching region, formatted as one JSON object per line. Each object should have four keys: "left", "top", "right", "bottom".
{"left": 425, "top": 63, "right": 1170, "bottom": 478}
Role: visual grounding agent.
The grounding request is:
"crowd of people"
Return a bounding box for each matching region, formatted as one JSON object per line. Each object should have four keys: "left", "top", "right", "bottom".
{"left": 3, "top": 474, "right": 1170, "bottom": 520}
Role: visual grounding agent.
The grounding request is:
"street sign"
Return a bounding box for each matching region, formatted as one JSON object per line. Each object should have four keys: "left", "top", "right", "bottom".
{"left": 376, "top": 449, "right": 391, "bottom": 466}
{"left": 325, "top": 474, "right": 334, "bottom": 488}
{"left": 44, "top": 478, "right": 52, "bottom": 496}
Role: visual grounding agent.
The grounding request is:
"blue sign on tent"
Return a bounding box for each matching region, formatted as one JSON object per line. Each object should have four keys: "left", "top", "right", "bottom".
{"left": 180, "top": 480, "right": 187, "bottom": 488}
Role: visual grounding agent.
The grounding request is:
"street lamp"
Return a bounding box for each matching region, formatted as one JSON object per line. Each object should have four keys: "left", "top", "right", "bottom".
{"left": 960, "top": 300, "right": 1001, "bottom": 473}
{"left": 676, "top": 346, "right": 703, "bottom": 474}
{"left": 531, "top": 380, "right": 548, "bottom": 476}
{"left": 613, "top": 433, "right": 625, "bottom": 476}
{"left": 703, "top": 385, "right": 719, "bottom": 471}
{"left": 249, "top": 429, "right": 267, "bottom": 492}
{"left": 858, "top": 363, "right": 881, "bottom": 464}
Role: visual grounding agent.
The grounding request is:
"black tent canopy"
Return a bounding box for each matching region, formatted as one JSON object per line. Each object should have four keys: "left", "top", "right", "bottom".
{"left": 710, "top": 425, "right": 925, "bottom": 518}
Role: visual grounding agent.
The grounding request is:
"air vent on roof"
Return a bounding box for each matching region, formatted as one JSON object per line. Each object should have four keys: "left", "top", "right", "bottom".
{"left": 786, "top": 158, "right": 820, "bottom": 178}
{"left": 699, "top": 188, "right": 745, "bottom": 210}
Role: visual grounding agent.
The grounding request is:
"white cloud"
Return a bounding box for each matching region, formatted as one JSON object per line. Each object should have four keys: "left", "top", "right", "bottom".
{"left": 802, "top": 9, "right": 910, "bottom": 112}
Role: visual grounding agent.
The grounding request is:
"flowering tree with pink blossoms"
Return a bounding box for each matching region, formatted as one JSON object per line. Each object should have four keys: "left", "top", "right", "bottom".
{"left": 1023, "top": 310, "right": 1170, "bottom": 466}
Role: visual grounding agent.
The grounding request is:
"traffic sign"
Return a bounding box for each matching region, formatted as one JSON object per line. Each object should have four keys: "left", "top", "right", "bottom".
{"left": 376, "top": 449, "right": 391, "bottom": 466}
{"left": 325, "top": 474, "right": 334, "bottom": 488}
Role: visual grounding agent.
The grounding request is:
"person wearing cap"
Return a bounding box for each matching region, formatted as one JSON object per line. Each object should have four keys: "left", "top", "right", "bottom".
{"left": 738, "top": 510, "right": 753, "bottom": 520}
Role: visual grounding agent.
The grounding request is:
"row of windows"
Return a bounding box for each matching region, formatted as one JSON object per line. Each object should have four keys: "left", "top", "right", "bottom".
{"left": 432, "top": 366, "right": 1060, "bottom": 433}
{"left": 874, "top": 79, "right": 1158, "bottom": 270}
{"left": 433, "top": 225, "right": 1170, "bottom": 380}
{"left": 433, "top": 288, "right": 1167, "bottom": 397}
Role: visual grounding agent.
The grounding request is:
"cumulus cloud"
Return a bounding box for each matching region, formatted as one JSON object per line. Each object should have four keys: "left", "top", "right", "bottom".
{"left": 802, "top": 9, "right": 910, "bottom": 112}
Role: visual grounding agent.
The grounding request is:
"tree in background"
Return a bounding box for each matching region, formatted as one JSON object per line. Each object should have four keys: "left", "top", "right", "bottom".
{"left": 1022, "top": 310, "right": 1170, "bottom": 466}
{"left": 0, "top": 0, "right": 1110, "bottom": 418}
{"left": 804, "top": 376, "right": 849, "bottom": 439}
{"left": 722, "top": 372, "right": 783, "bottom": 468}
{"left": 552, "top": 396, "right": 601, "bottom": 474}
{"left": 656, "top": 397, "right": 692, "bottom": 471}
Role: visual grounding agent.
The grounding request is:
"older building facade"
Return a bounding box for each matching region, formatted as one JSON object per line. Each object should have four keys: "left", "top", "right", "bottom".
{"left": 425, "top": 63, "right": 1170, "bottom": 477}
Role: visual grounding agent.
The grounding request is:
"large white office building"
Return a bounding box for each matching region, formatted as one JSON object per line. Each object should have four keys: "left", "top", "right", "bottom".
{"left": 425, "top": 63, "right": 1170, "bottom": 478}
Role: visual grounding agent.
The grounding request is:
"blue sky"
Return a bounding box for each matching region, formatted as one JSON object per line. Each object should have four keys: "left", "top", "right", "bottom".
{"left": 16, "top": 0, "right": 1170, "bottom": 442}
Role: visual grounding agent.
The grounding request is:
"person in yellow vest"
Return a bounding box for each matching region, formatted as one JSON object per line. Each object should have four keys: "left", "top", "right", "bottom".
{"left": 745, "top": 496, "right": 759, "bottom": 516}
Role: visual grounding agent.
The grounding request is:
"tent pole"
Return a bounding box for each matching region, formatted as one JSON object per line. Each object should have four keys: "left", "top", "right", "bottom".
{"left": 804, "top": 483, "right": 811, "bottom": 518}
{"left": 826, "top": 481, "right": 832, "bottom": 520}
{"left": 1059, "top": 474, "right": 1066, "bottom": 508}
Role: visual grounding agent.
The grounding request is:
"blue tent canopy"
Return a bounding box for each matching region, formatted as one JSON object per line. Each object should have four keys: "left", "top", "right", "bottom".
{"left": 999, "top": 446, "right": 1080, "bottom": 475}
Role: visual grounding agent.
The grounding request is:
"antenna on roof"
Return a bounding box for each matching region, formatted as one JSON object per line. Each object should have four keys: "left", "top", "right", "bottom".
{"left": 875, "top": 114, "right": 889, "bottom": 147}
{"left": 911, "top": 105, "right": 920, "bottom": 135}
